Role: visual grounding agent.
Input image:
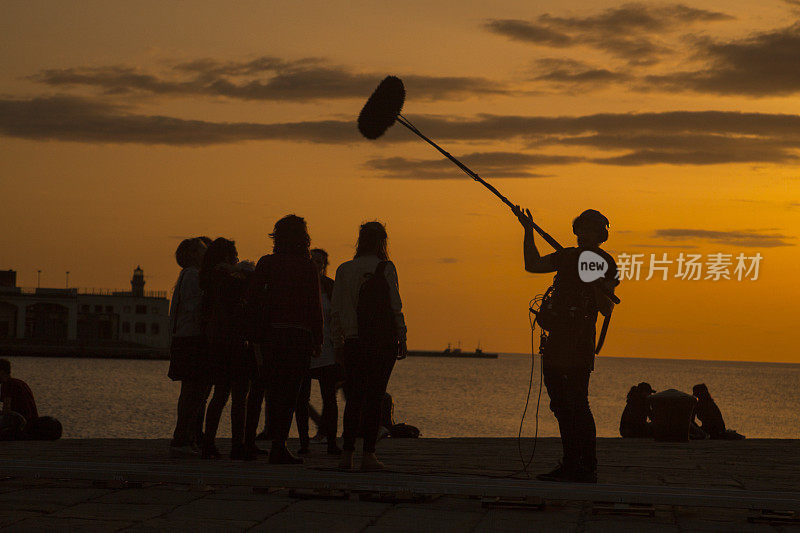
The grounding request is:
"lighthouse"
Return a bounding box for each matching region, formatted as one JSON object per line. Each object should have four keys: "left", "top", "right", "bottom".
{"left": 131, "top": 266, "right": 145, "bottom": 297}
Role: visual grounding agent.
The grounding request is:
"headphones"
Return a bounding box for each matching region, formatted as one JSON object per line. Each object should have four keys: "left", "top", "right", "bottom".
{"left": 572, "top": 209, "right": 609, "bottom": 243}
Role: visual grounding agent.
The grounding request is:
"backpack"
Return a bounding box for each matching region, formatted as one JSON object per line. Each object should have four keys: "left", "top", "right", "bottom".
{"left": 389, "top": 423, "right": 420, "bottom": 438}
{"left": 357, "top": 261, "right": 398, "bottom": 345}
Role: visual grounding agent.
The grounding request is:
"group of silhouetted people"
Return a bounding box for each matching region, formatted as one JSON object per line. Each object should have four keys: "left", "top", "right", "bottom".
{"left": 620, "top": 381, "right": 745, "bottom": 441}
{"left": 168, "top": 215, "right": 407, "bottom": 470}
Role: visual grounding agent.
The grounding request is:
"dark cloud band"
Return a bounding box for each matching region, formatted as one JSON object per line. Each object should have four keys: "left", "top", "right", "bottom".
{"left": 653, "top": 229, "right": 794, "bottom": 247}
{"left": 30, "top": 57, "right": 509, "bottom": 102}
{"left": 4, "top": 96, "right": 800, "bottom": 171}
{"left": 485, "top": 4, "right": 732, "bottom": 64}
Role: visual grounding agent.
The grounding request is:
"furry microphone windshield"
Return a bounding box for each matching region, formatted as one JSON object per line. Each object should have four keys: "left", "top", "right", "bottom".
{"left": 358, "top": 76, "right": 405, "bottom": 139}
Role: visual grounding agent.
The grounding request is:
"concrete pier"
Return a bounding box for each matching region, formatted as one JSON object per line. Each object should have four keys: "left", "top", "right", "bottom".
{"left": 0, "top": 438, "right": 798, "bottom": 531}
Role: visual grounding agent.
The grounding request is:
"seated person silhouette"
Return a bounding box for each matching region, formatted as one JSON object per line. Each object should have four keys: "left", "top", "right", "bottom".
{"left": 692, "top": 383, "right": 744, "bottom": 440}
{"left": 0, "top": 358, "right": 38, "bottom": 440}
{"left": 620, "top": 382, "right": 655, "bottom": 438}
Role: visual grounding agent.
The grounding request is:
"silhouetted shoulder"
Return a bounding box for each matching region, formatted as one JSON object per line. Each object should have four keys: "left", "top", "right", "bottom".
{"left": 254, "top": 255, "right": 271, "bottom": 271}
{"left": 383, "top": 260, "right": 398, "bottom": 274}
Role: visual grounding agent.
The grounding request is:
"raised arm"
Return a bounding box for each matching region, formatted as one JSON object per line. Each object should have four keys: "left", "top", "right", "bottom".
{"left": 511, "top": 205, "right": 556, "bottom": 273}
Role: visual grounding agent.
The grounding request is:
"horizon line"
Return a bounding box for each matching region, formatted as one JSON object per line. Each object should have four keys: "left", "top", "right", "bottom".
{"left": 497, "top": 352, "right": 800, "bottom": 366}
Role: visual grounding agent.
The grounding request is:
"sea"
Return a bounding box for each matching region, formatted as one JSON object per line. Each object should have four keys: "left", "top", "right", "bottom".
{"left": 5, "top": 355, "right": 799, "bottom": 440}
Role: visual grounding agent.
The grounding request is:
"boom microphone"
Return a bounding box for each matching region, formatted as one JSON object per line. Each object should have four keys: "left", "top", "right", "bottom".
{"left": 358, "top": 76, "right": 562, "bottom": 250}
{"left": 357, "top": 76, "right": 620, "bottom": 305}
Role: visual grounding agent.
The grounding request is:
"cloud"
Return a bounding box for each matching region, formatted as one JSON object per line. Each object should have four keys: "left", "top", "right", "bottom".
{"left": 577, "top": 132, "right": 800, "bottom": 165}
{"left": 484, "top": 19, "right": 572, "bottom": 47}
{"left": 5, "top": 96, "right": 800, "bottom": 168}
{"left": 653, "top": 229, "right": 794, "bottom": 247}
{"left": 364, "top": 152, "right": 578, "bottom": 179}
{"left": 629, "top": 243, "right": 698, "bottom": 249}
{"left": 0, "top": 96, "right": 358, "bottom": 145}
{"left": 438, "top": 257, "right": 459, "bottom": 264}
{"left": 394, "top": 112, "right": 800, "bottom": 166}
{"left": 531, "top": 58, "right": 630, "bottom": 86}
{"left": 734, "top": 199, "right": 800, "bottom": 210}
{"left": 645, "top": 23, "right": 800, "bottom": 96}
{"left": 485, "top": 4, "right": 733, "bottom": 64}
{"left": 30, "top": 56, "right": 509, "bottom": 102}
{"left": 400, "top": 111, "right": 800, "bottom": 144}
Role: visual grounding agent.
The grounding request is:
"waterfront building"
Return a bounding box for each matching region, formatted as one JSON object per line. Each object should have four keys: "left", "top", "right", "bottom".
{"left": 0, "top": 268, "right": 169, "bottom": 358}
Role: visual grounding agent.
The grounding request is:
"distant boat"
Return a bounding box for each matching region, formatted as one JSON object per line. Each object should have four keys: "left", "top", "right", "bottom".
{"left": 407, "top": 342, "right": 498, "bottom": 359}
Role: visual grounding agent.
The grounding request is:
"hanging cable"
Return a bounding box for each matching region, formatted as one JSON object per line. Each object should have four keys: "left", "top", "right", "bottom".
{"left": 506, "top": 295, "right": 546, "bottom": 479}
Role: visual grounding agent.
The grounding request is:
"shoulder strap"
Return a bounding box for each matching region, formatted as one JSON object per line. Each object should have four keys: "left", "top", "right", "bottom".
{"left": 375, "top": 260, "right": 388, "bottom": 276}
{"left": 594, "top": 312, "right": 612, "bottom": 355}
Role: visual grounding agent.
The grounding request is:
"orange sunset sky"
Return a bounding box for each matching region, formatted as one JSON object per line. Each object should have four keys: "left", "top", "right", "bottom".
{"left": 1, "top": 1, "right": 798, "bottom": 363}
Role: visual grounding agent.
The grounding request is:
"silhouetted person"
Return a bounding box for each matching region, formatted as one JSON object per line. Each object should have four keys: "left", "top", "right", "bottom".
{"left": 0, "top": 358, "right": 37, "bottom": 440}
{"left": 245, "top": 215, "right": 323, "bottom": 464}
{"left": 295, "top": 248, "right": 343, "bottom": 456}
{"left": 512, "top": 207, "right": 618, "bottom": 483}
{"left": 692, "top": 383, "right": 745, "bottom": 440}
{"left": 332, "top": 221, "right": 408, "bottom": 471}
{"left": 168, "top": 237, "right": 209, "bottom": 457}
{"left": 620, "top": 382, "right": 655, "bottom": 438}
{"left": 199, "top": 238, "right": 255, "bottom": 460}
{"left": 192, "top": 235, "right": 215, "bottom": 444}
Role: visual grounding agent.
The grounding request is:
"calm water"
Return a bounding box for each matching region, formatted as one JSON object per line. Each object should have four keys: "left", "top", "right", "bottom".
{"left": 6, "top": 355, "right": 800, "bottom": 439}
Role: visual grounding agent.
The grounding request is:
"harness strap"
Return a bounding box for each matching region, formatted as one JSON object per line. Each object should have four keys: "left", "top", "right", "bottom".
{"left": 594, "top": 312, "right": 612, "bottom": 355}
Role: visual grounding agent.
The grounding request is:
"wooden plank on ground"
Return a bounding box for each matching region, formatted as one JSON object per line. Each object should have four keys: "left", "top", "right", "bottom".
{"left": 1, "top": 459, "right": 798, "bottom": 511}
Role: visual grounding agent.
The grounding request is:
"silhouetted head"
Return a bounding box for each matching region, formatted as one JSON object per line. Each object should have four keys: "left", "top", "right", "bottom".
{"left": 175, "top": 238, "right": 206, "bottom": 269}
{"left": 0, "top": 358, "right": 10, "bottom": 382}
{"left": 355, "top": 221, "right": 389, "bottom": 260}
{"left": 202, "top": 238, "right": 238, "bottom": 270}
{"left": 271, "top": 215, "right": 311, "bottom": 256}
{"left": 692, "top": 383, "right": 710, "bottom": 398}
{"left": 573, "top": 209, "right": 610, "bottom": 247}
{"left": 311, "top": 248, "right": 329, "bottom": 276}
{"left": 637, "top": 382, "right": 656, "bottom": 395}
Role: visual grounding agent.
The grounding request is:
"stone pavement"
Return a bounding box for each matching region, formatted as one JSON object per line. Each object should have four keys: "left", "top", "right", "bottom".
{"left": 0, "top": 438, "right": 798, "bottom": 531}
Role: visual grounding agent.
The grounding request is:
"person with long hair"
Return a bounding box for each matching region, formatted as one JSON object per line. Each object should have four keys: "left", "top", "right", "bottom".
{"left": 294, "top": 248, "right": 343, "bottom": 456}
{"left": 168, "top": 237, "right": 208, "bottom": 457}
{"left": 331, "top": 221, "right": 407, "bottom": 471}
{"left": 199, "top": 238, "right": 255, "bottom": 460}
{"left": 245, "top": 215, "right": 323, "bottom": 464}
